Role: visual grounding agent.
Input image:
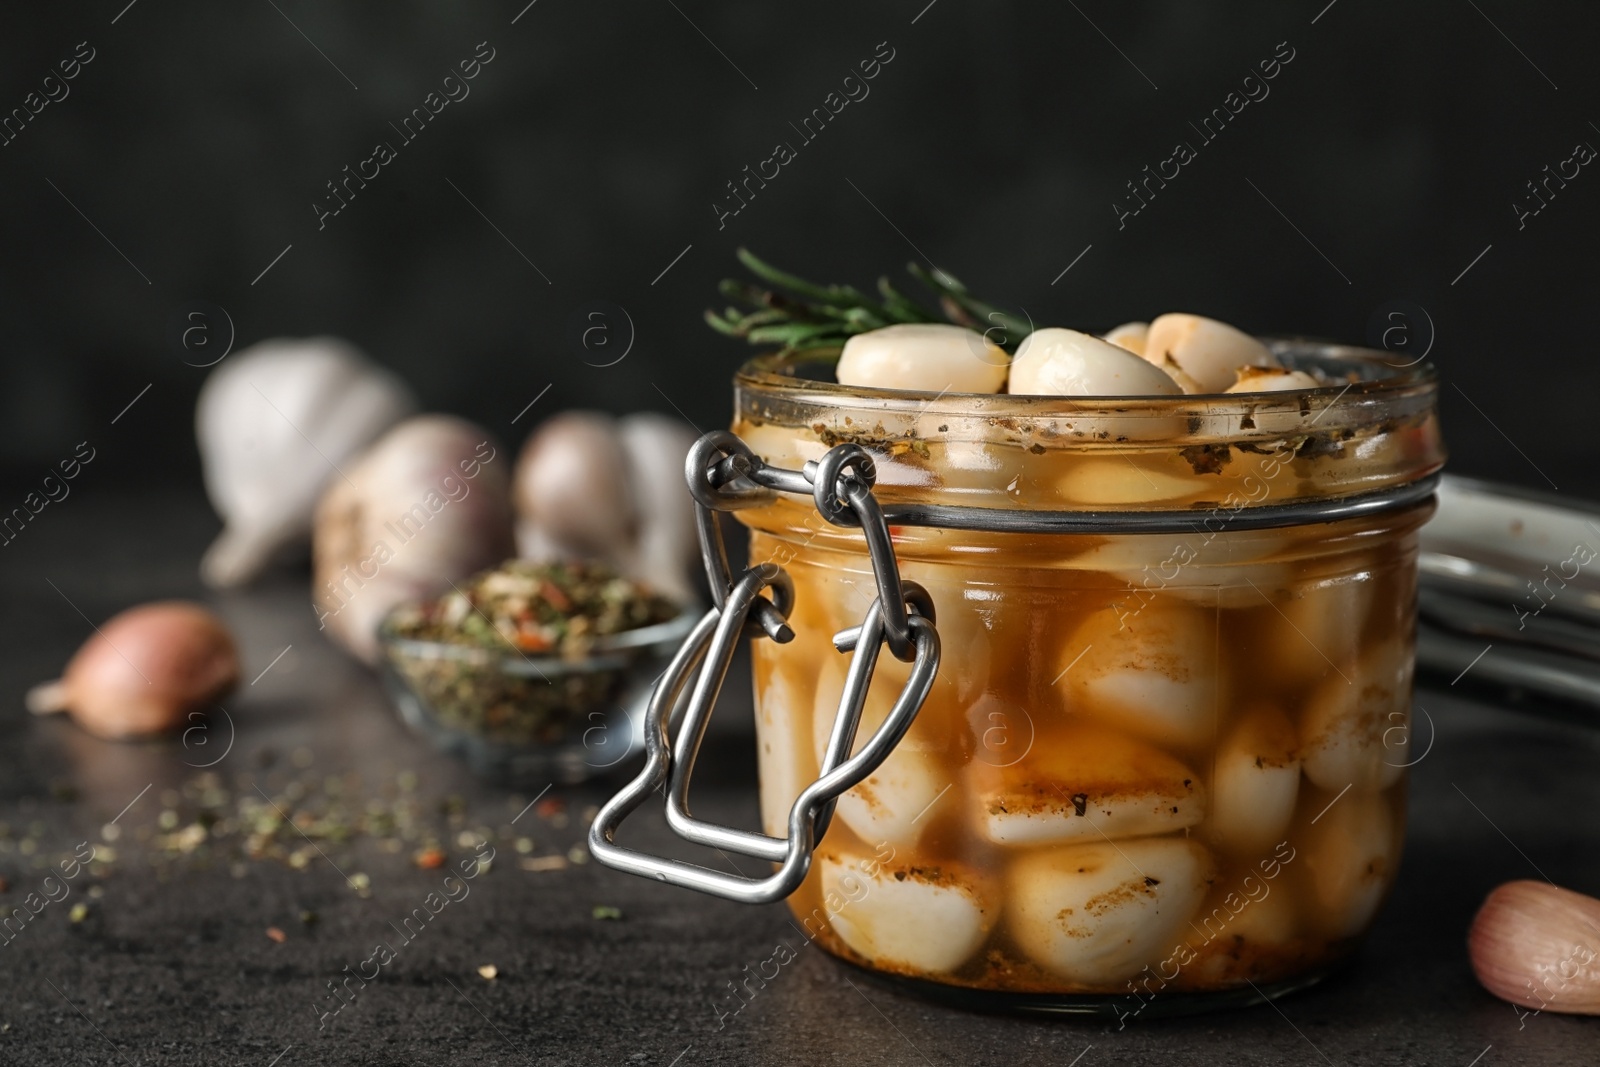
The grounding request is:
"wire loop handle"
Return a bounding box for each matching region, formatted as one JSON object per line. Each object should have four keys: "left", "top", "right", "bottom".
{"left": 588, "top": 433, "right": 940, "bottom": 903}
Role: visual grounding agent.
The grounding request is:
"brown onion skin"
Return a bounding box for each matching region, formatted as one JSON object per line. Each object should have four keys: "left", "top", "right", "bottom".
{"left": 45, "top": 601, "right": 240, "bottom": 740}
{"left": 1469, "top": 879, "right": 1600, "bottom": 1015}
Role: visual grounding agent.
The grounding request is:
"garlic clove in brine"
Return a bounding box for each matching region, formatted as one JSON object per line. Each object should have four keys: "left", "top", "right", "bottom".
{"left": 1059, "top": 599, "right": 1221, "bottom": 749}
{"left": 1207, "top": 704, "right": 1300, "bottom": 860}
{"left": 1224, "top": 366, "right": 1321, "bottom": 393}
{"left": 812, "top": 656, "right": 949, "bottom": 849}
{"left": 819, "top": 852, "right": 995, "bottom": 975}
{"left": 1008, "top": 838, "right": 1214, "bottom": 984}
{"left": 1143, "top": 313, "right": 1279, "bottom": 393}
{"left": 1300, "top": 642, "right": 1412, "bottom": 793}
{"left": 970, "top": 721, "right": 1205, "bottom": 845}
{"left": 1298, "top": 790, "right": 1398, "bottom": 938}
{"left": 196, "top": 337, "right": 416, "bottom": 589}
{"left": 1007, "top": 328, "right": 1184, "bottom": 398}
{"left": 1103, "top": 321, "right": 1149, "bottom": 356}
{"left": 313, "top": 415, "right": 516, "bottom": 664}
{"left": 835, "top": 323, "right": 1010, "bottom": 394}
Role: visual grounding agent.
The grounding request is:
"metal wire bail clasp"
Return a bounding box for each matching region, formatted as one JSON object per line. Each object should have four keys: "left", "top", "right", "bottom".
{"left": 587, "top": 432, "right": 941, "bottom": 904}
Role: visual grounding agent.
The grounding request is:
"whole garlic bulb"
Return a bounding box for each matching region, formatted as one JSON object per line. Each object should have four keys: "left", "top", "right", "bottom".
{"left": 617, "top": 413, "right": 701, "bottom": 605}
{"left": 313, "top": 415, "right": 515, "bottom": 663}
{"left": 197, "top": 338, "right": 415, "bottom": 589}
{"left": 1007, "top": 327, "right": 1183, "bottom": 397}
{"left": 514, "top": 411, "right": 639, "bottom": 565}
{"left": 836, "top": 323, "right": 1009, "bottom": 393}
{"left": 1143, "top": 313, "right": 1279, "bottom": 393}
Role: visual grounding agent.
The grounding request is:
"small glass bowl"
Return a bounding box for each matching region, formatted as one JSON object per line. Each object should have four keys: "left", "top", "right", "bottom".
{"left": 376, "top": 605, "right": 697, "bottom": 785}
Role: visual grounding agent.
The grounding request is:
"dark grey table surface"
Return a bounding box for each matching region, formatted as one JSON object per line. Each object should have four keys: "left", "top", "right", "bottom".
{"left": 1, "top": 489, "right": 1597, "bottom": 1066}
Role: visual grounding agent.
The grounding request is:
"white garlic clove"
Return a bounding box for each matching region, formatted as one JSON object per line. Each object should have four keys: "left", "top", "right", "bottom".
{"left": 1143, "top": 314, "right": 1279, "bottom": 393}
{"left": 1007, "top": 328, "right": 1183, "bottom": 397}
{"left": 1056, "top": 461, "right": 1197, "bottom": 506}
{"left": 1266, "top": 576, "right": 1370, "bottom": 687}
{"left": 197, "top": 338, "right": 416, "bottom": 589}
{"left": 972, "top": 723, "right": 1205, "bottom": 845}
{"left": 1059, "top": 600, "right": 1221, "bottom": 749}
{"left": 312, "top": 415, "right": 515, "bottom": 664}
{"left": 820, "top": 852, "right": 995, "bottom": 975}
{"left": 836, "top": 323, "right": 1009, "bottom": 394}
{"left": 617, "top": 413, "right": 702, "bottom": 605}
{"left": 513, "top": 411, "right": 638, "bottom": 566}
{"left": 1300, "top": 644, "right": 1413, "bottom": 793}
{"left": 1224, "top": 367, "right": 1322, "bottom": 393}
{"left": 1155, "top": 353, "right": 1206, "bottom": 394}
{"left": 1187, "top": 879, "right": 1301, "bottom": 984}
{"left": 1103, "top": 321, "right": 1149, "bottom": 357}
{"left": 754, "top": 652, "right": 816, "bottom": 839}
{"left": 812, "top": 658, "right": 948, "bottom": 848}
{"left": 1067, "top": 529, "right": 1294, "bottom": 610}
{"left": 1008, "top": 838, "right": 1215, "bottom": 984}
{"left": 1207, "top": 706, "right": 1300, "bottom": 859}
{"left": 1298, "top": 791, "right": 1397, "bottom": 938}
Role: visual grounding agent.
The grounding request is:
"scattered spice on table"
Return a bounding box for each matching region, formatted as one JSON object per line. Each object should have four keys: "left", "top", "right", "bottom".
{"left": 592, "top": 905, "right": 622, "bottom": 921}
{"left": 266, "top": 926, "right": 287, "bottom": 943}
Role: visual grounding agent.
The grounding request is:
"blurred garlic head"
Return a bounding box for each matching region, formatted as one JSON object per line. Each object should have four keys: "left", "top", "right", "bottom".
{"left": 313, "top": 415, "right": 515, "bottom": 664}
{"left": 1007, "top": 327, "right": 1183, "bottom": 397}
{"left": 836, "top": 323, "right": 1009, "bottom": 394}
{"left": 514, "top": 411, "right": 638, "bottom": 564}
{"left": 196, "top": 338, "right": 415, "bottom": 589}
{"left": 514, "top": 410, "right": 701, "bottom": 605}
{"left": 1143, "top": 313, "right": 1279, "bottom": 392}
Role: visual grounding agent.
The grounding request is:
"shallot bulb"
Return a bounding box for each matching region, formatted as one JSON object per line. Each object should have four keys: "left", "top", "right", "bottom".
{"left": 1469, "top": 880, "right": 1600, "bottom": 1017}
{"left": 26, "top": 602, "right": 240, "bottom": 740}
{"left": 313, "top": 415, "right": 516, "bottom": 664}
{"left": 196, "top": 337, "right": 415, "bottom": 589}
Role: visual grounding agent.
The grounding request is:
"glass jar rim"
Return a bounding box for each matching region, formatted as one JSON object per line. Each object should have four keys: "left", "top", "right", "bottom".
{"left": 734, "top": 338, "right": 1436, "bottom": 421}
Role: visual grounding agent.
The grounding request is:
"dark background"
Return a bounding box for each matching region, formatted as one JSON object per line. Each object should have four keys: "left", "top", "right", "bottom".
{"left": 1, "top": 0, "right": 1596, "bottom": 498}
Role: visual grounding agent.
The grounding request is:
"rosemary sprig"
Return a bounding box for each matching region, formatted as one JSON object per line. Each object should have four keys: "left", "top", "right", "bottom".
{"left": 705, "top": 249, "right": 1032, "bottom": 357}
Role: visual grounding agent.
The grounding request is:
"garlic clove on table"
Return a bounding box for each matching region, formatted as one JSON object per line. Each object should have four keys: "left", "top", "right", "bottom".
{"left": 836, "top": 323, "right": 1010, "bottom": 394}
{"left": 196, "top": 337, "right": 415, "bottom": 589}
{"left": 1469, "top": 880, "right": 1600, "bottom": 1016}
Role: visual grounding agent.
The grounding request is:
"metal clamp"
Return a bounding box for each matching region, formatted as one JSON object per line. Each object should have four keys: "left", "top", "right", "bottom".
{"left": 588, "top": 433, "right": 940, "bottom": 904}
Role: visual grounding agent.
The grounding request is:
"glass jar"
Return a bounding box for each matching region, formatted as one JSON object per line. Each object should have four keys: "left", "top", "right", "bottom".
{"left": 729, "top": 340, "right": 1443, "bottom": 1015}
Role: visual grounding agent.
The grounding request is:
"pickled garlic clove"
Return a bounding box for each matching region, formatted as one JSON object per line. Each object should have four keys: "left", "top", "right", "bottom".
{"left": 1300, "top": 644, "right": 1413, "bottom": 793}
{"left": 836, "top": 323, "right": 1009, "bottom": 394}
{"left": 812, "top": 659, "right": 950, "bottom": 848}
{"left": 1299, "top": 791, "right": 1398, "bottom": 938}
{"left": 1187, "top": 879, "right": 1301, "bottom": 984}
{"left": 753, "top": 651, "right": 817, "bottom": 839}
{"left": 1156, "top": 353, "right": 1206, "bottom": 394}
{"left": 1007, "top": 838, "right": 1215, "bottom": 984}
{"left": 1224, "top": 366, "right": 1321, "bottom": 393}
{"left": 1060, "top": 601, "right": 1220, "bottom": 749}
{"left": 819, "top": 852, "right": 995, "bottom": 975}
{"left": 1102, "top": 321, "right": 1149, "bottom": 357}
{"left": 1056, "top": 460, "right": 1197, "bottom": 506}
{"left": 1069, "top": 529, "right": 1295, "bottom": 610}
{"left": 1143, "top": 313, "right": 1279, "bottom": 393}
{"left": 1207, "top": 706, "right": 1300, "bottom": 859}
{"left": 1266, "top": 576, "right": 1370, "bottom": 687}
{"left": 970, "top": 723, "right": 1205, "bottom": 845}
{"left": 1007, "top": 328, "right": 1183, "bottom": 397}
